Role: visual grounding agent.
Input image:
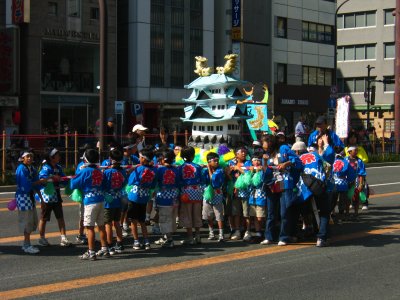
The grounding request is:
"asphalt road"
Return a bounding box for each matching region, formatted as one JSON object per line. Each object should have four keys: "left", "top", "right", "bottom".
{"left": 0, "top": 165, "right": 400, "bottom": 299}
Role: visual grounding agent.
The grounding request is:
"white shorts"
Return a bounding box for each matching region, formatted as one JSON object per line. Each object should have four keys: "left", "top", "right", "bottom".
{"left": 158, "top": 206, "right": 178, "bottom": 234}
{"left": 83, "top": 202, "right": 104, "bottom": 227}
{"left": 18, "top": 208, "right": 38, "bottom": 234}
{"left": 202, "top": 202, "right": 224, "bottom": 222}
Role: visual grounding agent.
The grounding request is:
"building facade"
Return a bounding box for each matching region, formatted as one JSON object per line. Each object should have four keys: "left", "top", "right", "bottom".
{"left": 0, "top": 0, "right": 117, "bottom": 136}
{"left": 117, "top": 0, "right": 214, "bottom": 133}
{"left": 337, "top": 0, "right": 395, "bottom": 138}
{"left": 215, "top": 0, "right": 336, "bottom": 133}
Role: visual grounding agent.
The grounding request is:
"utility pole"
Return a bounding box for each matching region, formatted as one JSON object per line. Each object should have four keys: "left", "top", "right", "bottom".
{"left": 394, "top": 1, "right": 400, "bottom": 154}
{"left": 99, "top": 0, "right": 107, "bottom": 156}
{"left": 365, "top": 65, "right": 375, "bottom": 129}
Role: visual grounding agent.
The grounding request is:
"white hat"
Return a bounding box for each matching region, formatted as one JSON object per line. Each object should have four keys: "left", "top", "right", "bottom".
{"left": 347, "top": 146, "right": 357, "bottom": 152}
{"left": 132, "top": 124, "right": 148, "bottom": 133}
{"left": 307, "top": 146, "right": 316, "bottom": 152}
{"left": 291, "top": 141, "right": 306, "bottom": 151}
{"left": 252, "top": 140, "right": 261, "bottom": 146}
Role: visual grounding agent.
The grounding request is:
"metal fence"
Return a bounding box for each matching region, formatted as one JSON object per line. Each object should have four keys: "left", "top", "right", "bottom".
{"left": 0, "top": 130, "right": 190, "bottom": 181}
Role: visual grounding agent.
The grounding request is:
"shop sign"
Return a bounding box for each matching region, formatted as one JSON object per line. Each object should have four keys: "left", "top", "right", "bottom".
{"left": 0, "top": 96, "right": 19, "bottom": 106}
{"left": 43, "top": 28, "right": 100, "bottom": 41}
{"left": 280, "top": 98, "right": 309, "bottom": 106}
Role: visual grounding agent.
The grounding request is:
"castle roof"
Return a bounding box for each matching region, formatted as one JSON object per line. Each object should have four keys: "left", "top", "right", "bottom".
{"left": 184, "top": 74, "right": 248, "bottom": 90}
{"left": 181, "top": 103, "right": 250, "bottom": 123}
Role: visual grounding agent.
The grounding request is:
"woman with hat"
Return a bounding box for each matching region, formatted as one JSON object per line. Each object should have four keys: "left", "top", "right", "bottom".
{"left": 37, "top": 148, "right": 72, "bottom": 247}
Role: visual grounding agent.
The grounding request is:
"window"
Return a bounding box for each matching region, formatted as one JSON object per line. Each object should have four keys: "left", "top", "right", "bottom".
{"left": 48, "top": 2, "right": 58, "bottom": 16}
{"left": 339, "top": 11, "right": 376, "bottom": 29}
{"left": 365, "top": 44, "right": 375, "bottom": 59}
{"left": 68, "top": 0, "right": 80, "bottom": 17}
{"left": 150, "top": 1, "right": 165, "bottom": 87}
{"left": 385, "top": 9, "right": 395, "bottom": 25}
{"left": 212, "top": 106, "right": 216, "bottom": 110}
{"left": 384, "top": 43, "right": 395, "bottom": 59}
{"left": 338, "top": 44, "right": 376, "bottom": 61}
{"left": 302, "top": 66, "right": 332, "bottom": 86}
{"left": 384, "top": 76, "right": 395, "bottom": 92}
{"left": 337, "top": 77, "right": 375, "bottom": 93}
{"left": 207, "top": 126, "right": 214, "bottom": 131}
{"left": 385, "top": 119, "right": 395, "bottom": 132}
{"left": 277, "top": 17, "right": 287, "bottom": 38}
{"left": 193, "top": 126, "right": 197, "bottom": 130}
{"left": 303, "top": 22, "right": 333, "bottom": 44}
{"left": 90, "top": 7, "right": 99, "bottom": 20}
{"left": 277, "top": 64, "right": 287, "bottom": 84}
{"left": 216, "top": 126, "right": 223, "bottom": 131}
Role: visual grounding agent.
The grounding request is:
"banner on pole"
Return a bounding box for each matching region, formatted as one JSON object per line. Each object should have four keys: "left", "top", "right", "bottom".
{"left": 335, "top": 96, "right": 350, "bottom": 139}
{"left": 246, "top": 104, "right": 270, "bottom": 132}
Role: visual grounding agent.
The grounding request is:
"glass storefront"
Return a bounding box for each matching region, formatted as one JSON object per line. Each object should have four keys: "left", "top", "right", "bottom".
{"left": 41, "top": 41, "right": 99, "bottom": 93}
{"left": 41, "top": 95, "right": 99, "bottom": 135}
{"left": 41, "top": 40, "right": 100, "bottom": 134}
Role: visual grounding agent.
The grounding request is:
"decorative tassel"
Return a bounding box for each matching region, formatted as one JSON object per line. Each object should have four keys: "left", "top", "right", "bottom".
{"left": 234, "top": 174, "right": 246, "bottom": 189}
{"left": 359, "top": 191, "right": 367, "bottom": 203}
{"left": 125, "top": 184, "right": 132, "bottom": 193}
{"left": 243, "top": 172, "right": 252, "bottom": 186}
{"left": 218, "top": 156, "right": 227, "bottom": 168}
{"left": 252, "top": 172, "right": 263, "bottom": 187}
{"left": 43, "top": 182, "right": 56, "bottom": 196}
{"left": 204, "top": 185, "right": 215, "bottom": 202}
{"left": 347, "top": 185, "right": 356, "bottom": 200}
{"left": 70, "top": 189, "right": 83, "bottom": 202}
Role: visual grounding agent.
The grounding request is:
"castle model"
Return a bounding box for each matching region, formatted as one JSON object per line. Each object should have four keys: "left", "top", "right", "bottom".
{"left": 182, "top": 55, "right": 251, "bottom": 148}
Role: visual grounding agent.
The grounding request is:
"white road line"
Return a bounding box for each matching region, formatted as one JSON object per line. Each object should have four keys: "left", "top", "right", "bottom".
{"left": 369, "top": 182, "right": 400, "bottom": 187}
{"left": 367, "top": 165, "right": 400, "bottom": 170}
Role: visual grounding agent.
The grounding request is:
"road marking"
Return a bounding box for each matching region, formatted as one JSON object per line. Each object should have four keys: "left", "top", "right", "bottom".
{"left": 367, "top": 165, "right": 400, "bottom": 170}
{"left": 0, "top": 202, "right": 78, "bottom": 212}
{"left": 369, "top": 182, "right": 400, "bottom": 187}
{"left": 369, "top": 191, "right": 400, "bottom": 199}
{"left": 1, "top": 224, "right": 400, "bottom": 300}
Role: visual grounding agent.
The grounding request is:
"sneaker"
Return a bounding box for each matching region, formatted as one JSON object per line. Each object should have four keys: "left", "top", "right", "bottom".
{"left": 194, "top": 235, "right": 201, "bottom": 244}
{"left": 38, "top": 237, "right": 50, "bottom": 247}
{"left": 22, "top": 245, "right": 40, "bottom": 254}
{"left": 230, "top": 230, "right": 241, "bottom": 240}
{"left": 218, "top": 234, "right": 224, "bottom": 242}
{"left": 154, "top": 237, "right": 167, "bottom": 245}
{"left": 96, "top": 248, "right": 111, "bottom": 258}
{"left": 114, "top": 243, "right": 124, "bottom": 253}
{"left": 122, "top": 229, "right": 129, "bottom": 238}
{"left": 180, "top": 238, "right": 195, "bottom": 245}
{"left": 144, "top": 242, "right": 151, "bottom": 250}
{"left": 133, "top": 241, "right": 142, "bottom": 250}
{"left": 316, "top": 238, "right": 328, "bottom": 247}
{"left": 161, "top": 240, "right": 174, "bottom": 248}
{"left": 80, "top": 250, "right": 96, "bottom": 261}
{"left": 362, "top": 205, "right": 368, "bottom": 211}
{"left": 208, "top": 231, "right": 216, "bottom": 240}
{"left": 60, "top": 237, "right": 72, "bottom": 247}
{"left": 109, "top": 247, "right": 116, "bottom": 255}
{"left": 76, "top": 235, "right": 87, "bottom": 245}
{"left": 152, "top": 225, "right": 161, "bottom": 235}
{"left": 260, "top": 239, "right": 272, "bottom": 245}
{"left": 277, "top": 241, "right": 287, "bottom": 246}
{"left": 243, "top": 231, "right": 252, "bottom": 242}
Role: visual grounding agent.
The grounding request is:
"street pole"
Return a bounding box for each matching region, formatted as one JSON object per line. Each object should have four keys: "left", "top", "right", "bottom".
{"left": 99, "top": 0, "right": 107, "bottom": 155}
{"left": 394, "top": 1, "right": 400, "bottom": 154}
{"left": 366, "top": 65, "right": 374, "bottom": 128}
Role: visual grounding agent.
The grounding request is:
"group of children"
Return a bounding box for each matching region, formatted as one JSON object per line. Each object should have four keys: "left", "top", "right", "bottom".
{"left": 14, "top": 130, "right": 368, "bottom": 260}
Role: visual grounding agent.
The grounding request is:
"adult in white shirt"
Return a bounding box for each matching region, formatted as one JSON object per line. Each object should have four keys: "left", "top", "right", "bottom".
{"left": 132, "top": 124, "right": 148, "bottom": 151}
{"left": 295, "top": 116, "right": 307, "bottom": 142}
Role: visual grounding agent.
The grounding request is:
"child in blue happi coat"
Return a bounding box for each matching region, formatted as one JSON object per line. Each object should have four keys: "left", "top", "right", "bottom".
{"left": 102, "top": 148, "right": 127, "bottom": 255}
{"left": 202, "top": 152, "right": 225, "bottom": 242}
{"left": 127, "top": 147, "right": 157, "bottom": 250}
{"left": 70, "top": 149, "right": 109, "bottom": 260}
{"left": 154, "top": 149, "right": 180, "bottom": 248}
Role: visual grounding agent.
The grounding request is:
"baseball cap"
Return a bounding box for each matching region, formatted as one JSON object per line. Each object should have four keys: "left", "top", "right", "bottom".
{"left": 132, "top": 124, "right": 148, "bottom": 133}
